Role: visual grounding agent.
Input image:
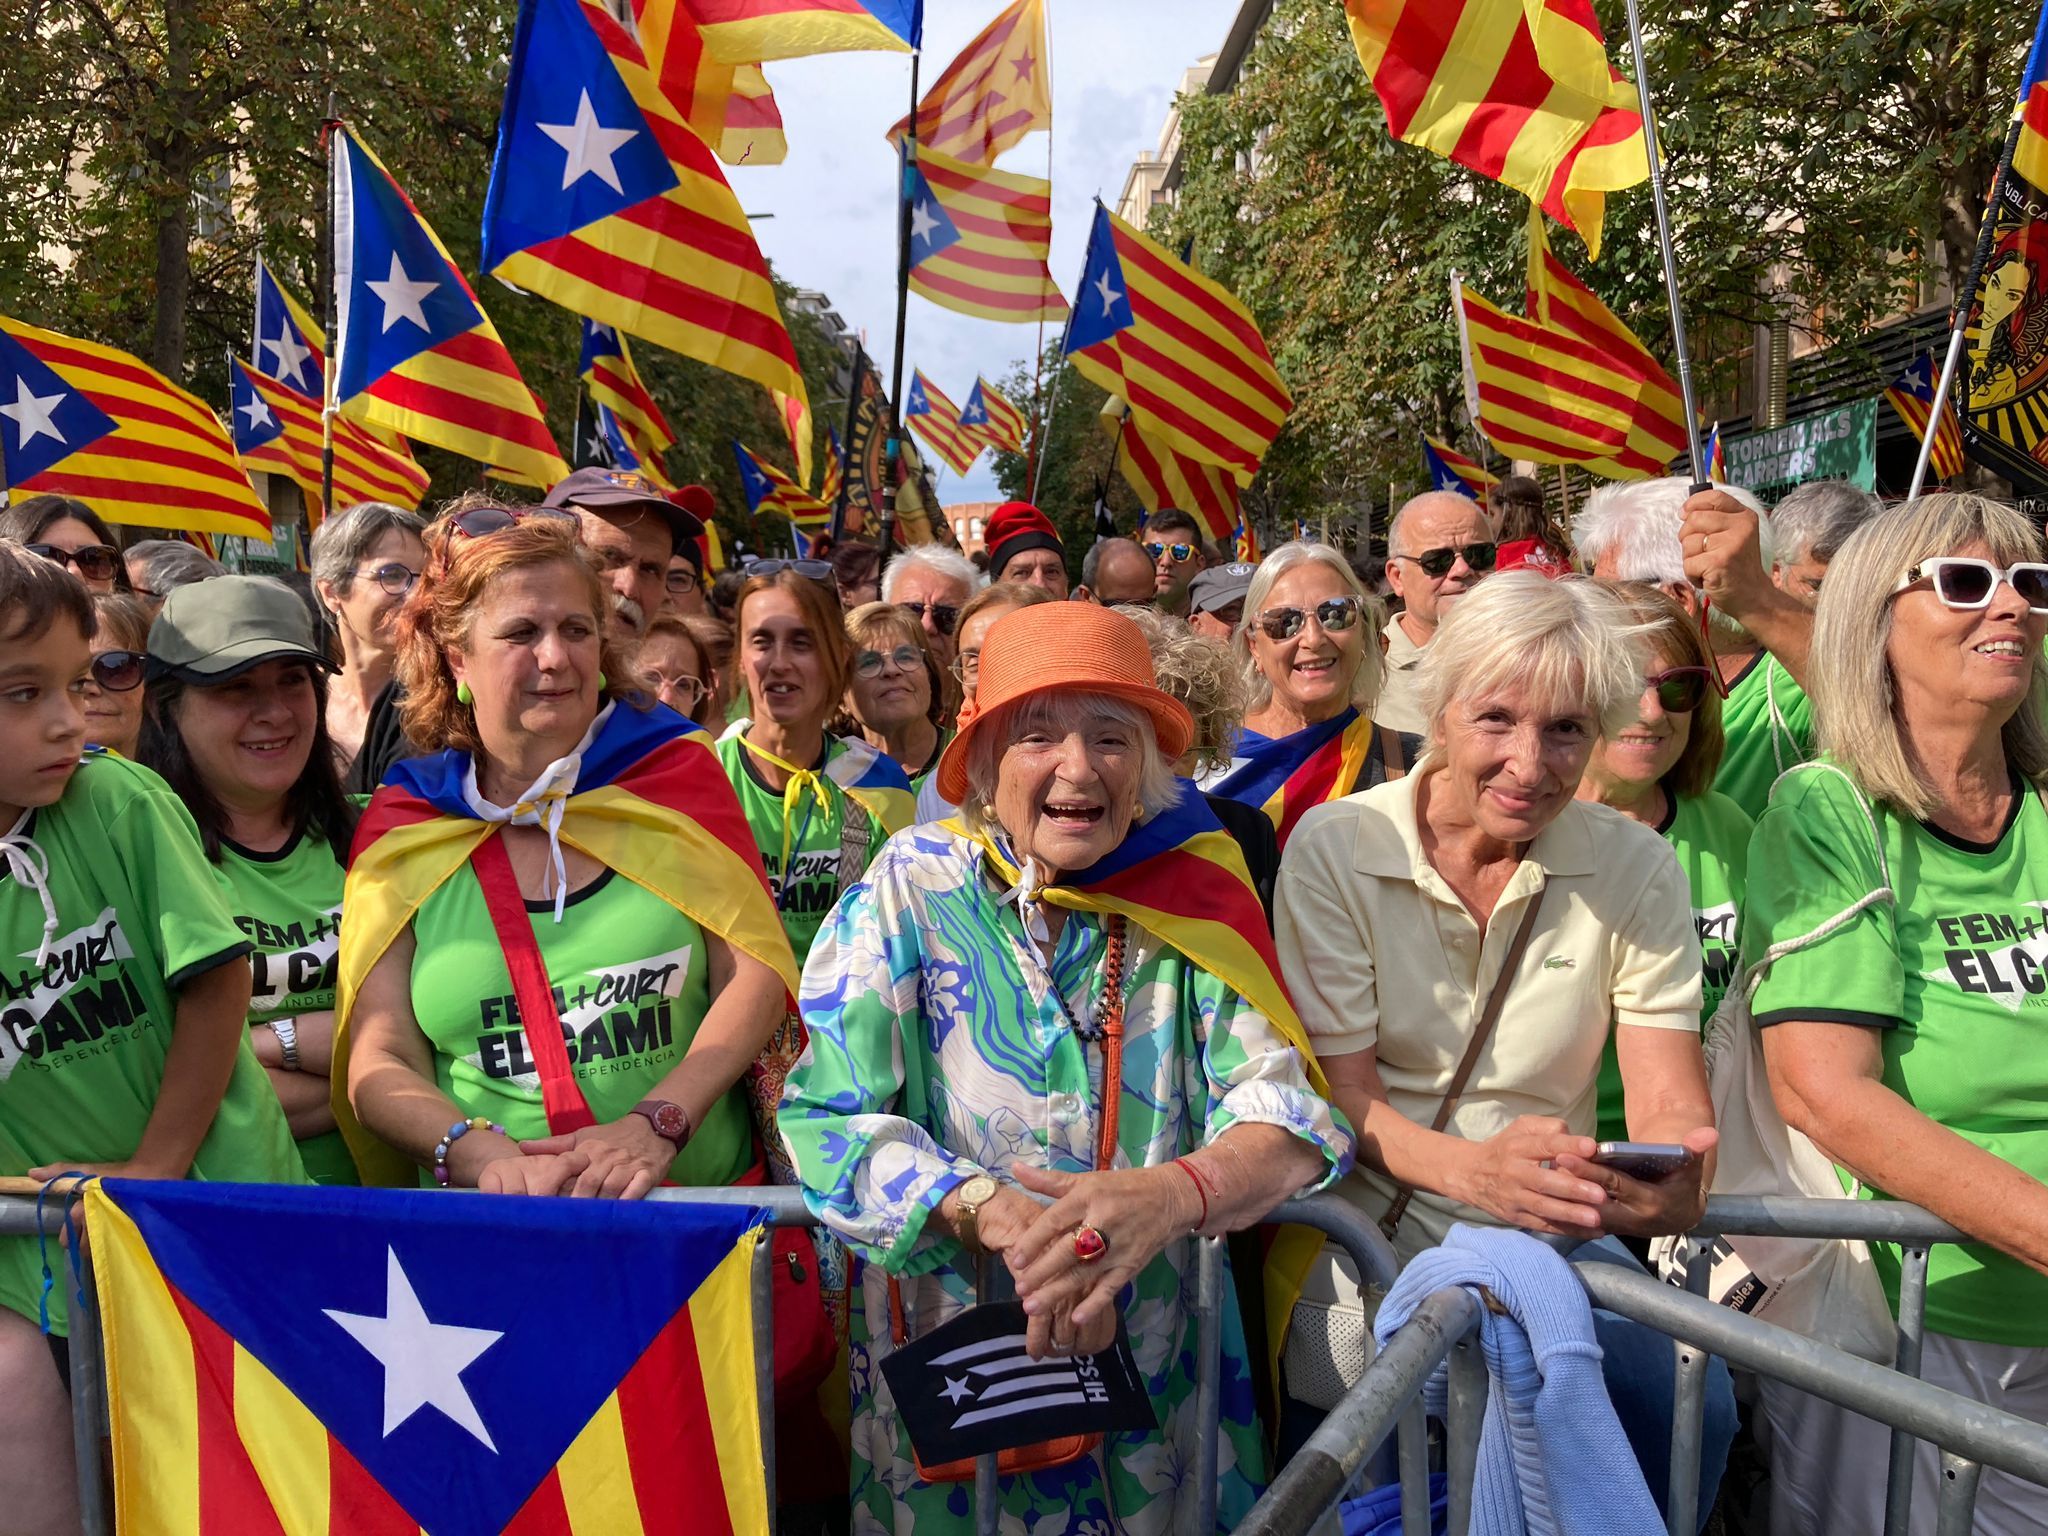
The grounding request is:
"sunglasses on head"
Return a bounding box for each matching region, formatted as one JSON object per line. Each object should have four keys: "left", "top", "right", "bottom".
{"left": 1254, "top": 595, "right": 1363, "bottom": 641}
{"left": 1645, "top": 665, "right": 1713, "bottom": 714}
{"left": 1894, "top": 557, "right": 2048, "bottom": 613}
{"left": 1397, "top": 541, "right": 1498, "bottom": 580}
{"left": 1145, "top": 541, "right": 1196, "bottom": 564}
{"left": 854, "top": 644, "right": 923, "bottom": 679}
{"left": 358, "top": 561, "right": 419, "bottom": 597}
{"left": 437, "top": 505, "right": 578, "bottom": 574}
{"left": 85, "top": 649, "right": 146, "bottom": 693}
{"left": 897, "top": 600, "right": 960, "bottom": 635}
{"left": 748, "top": 558, "right": 833, "bottom": 583}
{"left": 27, "top": 543, "right": 120, "bottom": 583}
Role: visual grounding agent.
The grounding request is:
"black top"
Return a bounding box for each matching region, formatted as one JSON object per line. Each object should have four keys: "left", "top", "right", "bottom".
{"left": 1204, "top": 792, "right": 1281, "bottom": 928}
{"left": 347, "top": 676, "right": 420, "bottom": 797}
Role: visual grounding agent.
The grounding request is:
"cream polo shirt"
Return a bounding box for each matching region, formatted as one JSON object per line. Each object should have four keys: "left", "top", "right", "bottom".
{"left": 1274, "top": 771, "right": 1702, "bottom": 1256}
{"left": 1372, "top": 616, "right": 1430, "bottom": 737}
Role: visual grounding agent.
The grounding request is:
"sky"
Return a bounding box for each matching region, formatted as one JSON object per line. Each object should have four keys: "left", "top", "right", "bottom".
{"left": 727, "top": 0, "right": 1247, "bottom": 506}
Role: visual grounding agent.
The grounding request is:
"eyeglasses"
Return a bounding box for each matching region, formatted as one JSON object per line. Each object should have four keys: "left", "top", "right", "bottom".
{"left": 951, "top": 649, "right": 981, "bottom": 684}
{"left": 854, "top": 644, "right": 922, "bottom": 679}
{"left": 666, "top": 566, "right": 704, "bottom": 594}
{"left": 1145, "top": 541, "right": 1196, "bottom": 564}
{"left": 1395, "top": 541, "right": 1498, "bottom": 580}
{"left": 438, "top": 505, "right": 578, "bottom": 574}
{"left": 357, "top": 561, "right": 419, "bottom": 596}
{"left": 748, "top": 559, "right": 833, "bottom": 583}
{"left": 27, "top": 543, "right": 120, "bottom": 583}
{"left": 898, "top": 600, "right": 960, "bottom": 636}
{"left": 85, "top": 650, "right": 146, "bottom": 692}
{"left": 652, "top": 673, "right": 707, "bottom": 710}
{"left": 1893, "top": 557, "right": 2048, "bottom": 613}
{"left": 1645, "top": 666, "right": 1713, "bottom": 714}
{"left": 1253, "top": 595, "right": 1363, "bottom": 641}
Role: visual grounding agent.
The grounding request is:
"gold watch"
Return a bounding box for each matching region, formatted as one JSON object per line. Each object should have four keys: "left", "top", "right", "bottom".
{"left": 952, "top": 1175, "right": 1001, "bottom": 1255}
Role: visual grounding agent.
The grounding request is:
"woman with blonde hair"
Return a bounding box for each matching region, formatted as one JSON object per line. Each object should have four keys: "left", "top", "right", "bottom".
{"left": 1214, "top": 541, "right": 1398, "bottom": 847}
{"left": 1744, "top": 492, "right": 2048, "bottom": 1535}
{"left": 841, "top": 600, "right": 950, "bottom": 793}
{"left": 637, "top": 611, "right": 717, "bottom": 726}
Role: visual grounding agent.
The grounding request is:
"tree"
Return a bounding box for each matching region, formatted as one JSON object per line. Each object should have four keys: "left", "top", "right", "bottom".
{"left": 984, "top": 347, "right": 1148, "bottom": 567}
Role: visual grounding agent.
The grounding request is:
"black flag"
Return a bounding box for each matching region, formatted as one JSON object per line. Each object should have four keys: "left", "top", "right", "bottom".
{"left": 880, "top": 1300, "right": 1155, "bottom": 1464}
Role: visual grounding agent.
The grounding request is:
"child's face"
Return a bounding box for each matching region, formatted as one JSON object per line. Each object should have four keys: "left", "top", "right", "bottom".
{"left": 0, "top": 620, "right": 90, "bottom": 821}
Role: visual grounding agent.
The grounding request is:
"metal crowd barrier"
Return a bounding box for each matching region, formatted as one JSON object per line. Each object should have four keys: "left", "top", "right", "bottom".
{"left": 9, "top": 1184, "right": 1399, "bottom": 1536}
{"left": 1240, "top": 1194, "right": 2048, "bottom": 1536}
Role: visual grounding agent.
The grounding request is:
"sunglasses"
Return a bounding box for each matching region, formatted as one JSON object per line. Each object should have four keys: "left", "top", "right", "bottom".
{"left": 1145, "top": 541, "right": 1196, "bottom": 564}
{"left": 1893, "top": 557, "right": 2048, "bottom": 613}
{"left": 1396, "top": 541, "right": 1498, "bottom": 580}
{"left": 1645, "top": 665, "right": 1713, "bottom": 714}
{"left": 86, "top": 649, "right": 146, "bottom": 692}
{"left": 27, "top": 543, "right": 120, "bottom": 583}
{"left": 897, "top": 600, "right": 960, "bottom": 636}
{"left": 854, "top": 644, "right": 922, "bottom": 680}
{"left": 1254, "top": 595, "right": 1363, "bottom": 641}
{"left": 748, "top": 559, "right": 833, "bottom": 583}
{"left": 438, "top": 505, "right": 578, "bottom": 574}
{"left": 357, "top": 561, "right": 419, "bottom": 597}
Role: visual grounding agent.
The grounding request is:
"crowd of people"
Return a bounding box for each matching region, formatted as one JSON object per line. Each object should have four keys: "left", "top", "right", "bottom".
{"left": 1, "top": 460, "right": 2045, "bottom": 1535}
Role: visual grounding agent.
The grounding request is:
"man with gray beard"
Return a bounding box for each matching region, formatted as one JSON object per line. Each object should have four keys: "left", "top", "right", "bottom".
{"left": 541, "top": 467, "right": 704, "bottom": 641}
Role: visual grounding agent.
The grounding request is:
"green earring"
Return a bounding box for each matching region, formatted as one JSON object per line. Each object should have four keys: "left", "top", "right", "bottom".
{"left": 455, "top": 681, "right": 473, "bottom": 706}
{"left": 597, "top": 672, "right": 608, "bottom": 690}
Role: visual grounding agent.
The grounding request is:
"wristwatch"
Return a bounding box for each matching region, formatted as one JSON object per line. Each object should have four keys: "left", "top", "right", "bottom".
{"left": 267, "top": 1016, "right": 301, "bottom": 1073}
{"left": 952, "top": 1175, "right": 1001, "bottom": 1255}
{"left": 628, "top": 1099, "right": 692, "bottom": 1149}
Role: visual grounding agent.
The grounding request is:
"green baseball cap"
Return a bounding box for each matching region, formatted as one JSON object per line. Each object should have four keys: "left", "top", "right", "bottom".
{"left": 147, "top": 575, "right": 334, "bottom": 682}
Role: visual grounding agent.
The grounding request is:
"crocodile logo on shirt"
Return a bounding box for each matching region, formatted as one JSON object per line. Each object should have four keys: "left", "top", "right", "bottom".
{"left": 1921, "top": 905, "right": 2048, "bottom": 1013}
{"left": 0, "top": 907, "right": 148, "bottom": 1081}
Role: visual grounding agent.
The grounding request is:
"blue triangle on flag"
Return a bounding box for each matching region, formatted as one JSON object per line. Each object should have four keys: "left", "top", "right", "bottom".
{"left": 960, "top": 382, "right": 989, "bottom": 427}
{"left": 254, "top": 261, "right": 323, "bottom": 397}
{"left": 105, "top": 1179, "right": 761, "bottom": 1536}
{"left": 579, "top": 318, "right": 623, "bottom": 378}
{"left": 0, "top": 329, "right": 118, "bottom": 486}
{"left": 732, "top": 441, "right": 772, "bottom": 511}
{"left": 482, "top": 0, "right": 679, "bottom": 271}
{"left": 905, "top": 164, "right": 963, "bottom": 266}
{"left": 1421, "top": 440, "right": 1479, "bottom": 501}
{"left": 1065, "top": 206, "right": 1132, "bottom": 354}
{"left": 334, "top": 131, "right": 486, "bottom": 401}
{"left": 905, "top": 376, "right": 933, "bottom": 418}
{"left": 229, "top": 363, "right": 287, "bottom": 454}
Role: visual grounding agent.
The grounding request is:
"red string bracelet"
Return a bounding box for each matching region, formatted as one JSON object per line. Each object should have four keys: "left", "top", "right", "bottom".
{"left": 1171, "top": 1158, "right": 1210, "bottom": 1232}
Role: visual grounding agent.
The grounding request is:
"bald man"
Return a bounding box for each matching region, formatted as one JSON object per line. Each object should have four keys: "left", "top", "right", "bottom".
{"left": 1376, "top": 490, "right": 1497, "bottom": 739}
{"left": 1076, "top": 537, "right": 1157, "bottom": 606}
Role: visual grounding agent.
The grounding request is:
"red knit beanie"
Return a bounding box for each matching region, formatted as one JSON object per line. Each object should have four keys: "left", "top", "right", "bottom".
{"left": 984, "top": 500, "right": 1063, "bottom": 579}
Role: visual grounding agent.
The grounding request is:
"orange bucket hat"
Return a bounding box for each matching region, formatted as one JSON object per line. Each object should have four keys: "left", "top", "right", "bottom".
{"left": 934, "top": 602, "right": 1194, "bottom": 805}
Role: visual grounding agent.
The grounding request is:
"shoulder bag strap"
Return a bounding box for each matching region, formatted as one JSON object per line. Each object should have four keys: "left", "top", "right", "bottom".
{"left": 469, "top": 832, "right": 598, "bottom": 1135}
{"left": 1378, "top": 888, "right": 1545, "bottom": 1241}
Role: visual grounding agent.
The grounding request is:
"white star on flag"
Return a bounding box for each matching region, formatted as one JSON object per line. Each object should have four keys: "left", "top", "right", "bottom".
{"left": 1093, "top": 270, "right": 1123, "bottom": 318}
{"left": 538, "top": 90, "right": 640, "bottom": 195}
{"left": 942, "top": 1376, "right": 972, "bottom": 1405}
{"left": 963, "top": 401, "right": 985, "bottom": 423}
{"left": 237, "top": 393, "right": 275, "bottom": 432}
{"left": 1, "top": 378, "right": 67, "bottom": 448}
{"left": 261, "top": 323, "right": 314, "bottom": 390}
{"left": 325, "top": 1247, "right": 504, "bottom": 1451}
{"left": 910, "top": 200, "right": 941, "bottom": 248}
{"left": 366, "top": 254, "right": 440, "bottom": 335}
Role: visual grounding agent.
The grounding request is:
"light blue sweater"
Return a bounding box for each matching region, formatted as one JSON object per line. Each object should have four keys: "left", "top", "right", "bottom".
{"left": 1371, "top": 1224, "right": 1659, "bottom": 1536}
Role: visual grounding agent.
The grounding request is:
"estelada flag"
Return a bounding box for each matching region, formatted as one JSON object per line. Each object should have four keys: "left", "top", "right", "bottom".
{"left": 252, "top": 256, "right": 327, "bottom": 399}
{"left": 887, "top": 0, "right": 1049, "bottom": 165}
{"left": 484, "top": 0, "right": 811, "bottom": 486}
{"left": 86, "top": 1178, "right": 771, "bottom": 1536}
{"left": 685, "top": 0, "right": 918, "bottom": 63}
{"left": 1887, "top": 353, "right": 1965, "bottom": 482}
{"left": 819, "top": 425, "right": 844, "bottom": 505}
{"left": 1422, "top": 435, "right": 1497, "bottom": 500}
{"left": 1066, "top": 205, "right": 1290, "bottom": 486}
{"left": 229, "top": 359, "right": 431, "bottom": 520}
{"left": 1099, "top": 393, "right": 1241, "bottom": 547}
{"left": 579, "top": 319, "right": 676, "bottom": 458}
{"left": 904, "top": 371, "right": 982, "bottom": 475}
{"left": 0, "top": 316, "right": 272, "bottom": 540}
{"left": 962, "top": 376, "right": 1028, "bottom": 453}
{"left": 1344, "top": 0, "right": 1647, "bottom": 259}
{"left": 332, "top": 703, "right": 799, "bottom": 1185}
{"left": 733, "top": 439, "right": 831, "bottom": 526}
{"left": 1211, "top": 707, "right": 1379, "bottom": 850}
{"left": 907, "top": 145, "right": 1068, "bottom": 325}
{"left": 330, "top": 125, "right": 568, "bottom": 489}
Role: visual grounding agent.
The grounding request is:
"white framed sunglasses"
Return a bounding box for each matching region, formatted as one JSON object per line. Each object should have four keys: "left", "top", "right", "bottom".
{"left": 1893, "top": 557, "right": 2048, "bottom": 613}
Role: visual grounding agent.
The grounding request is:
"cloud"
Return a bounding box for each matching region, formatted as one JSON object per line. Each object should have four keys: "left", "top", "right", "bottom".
{"left": 728, "top": 0, "right": 1242, "bottom": 506}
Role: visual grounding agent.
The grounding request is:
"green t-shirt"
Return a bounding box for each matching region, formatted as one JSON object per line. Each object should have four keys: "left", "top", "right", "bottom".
{"left": 0, "top": 754, "right": 304, "bottom": 1332}
{"left": 1712, "top": 653, "right": 1813, "bottom": 820}
{"left": 1595, "top": 789, "right": 1753, "bottom": 1140}
{"left": 715, "top": 731, "right": 880, "bottom": 966}
{"left": 214, "top": 829, "right": 355, "bottom": 1186}
{"left": 1744, "top": 763, "right": 2048, "bottom": 1346}
{"left": 408, "top": 863, "right": 749, "bottom": 1187}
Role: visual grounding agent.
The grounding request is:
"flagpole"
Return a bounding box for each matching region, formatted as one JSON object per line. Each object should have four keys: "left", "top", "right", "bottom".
{"left": 829, "top": 342, "right": 864, "bottom": 542}
{"left": 877, "top": 49, "right": 922, "bottom": 575}
{"left": 1913, "top": 117, "right": 2025, "bottom": 498}
{"left": 320, "top": 95, "right": 341, "bottom": 519}
{"left": 1026, "top": 0, "right": 1056, "bottom": 502}
{"left": 1032, "top": 305, "right": 1075, "bottom": 501}
{"left": 1620, "top": 0, "right": 1707, "bottom": 490}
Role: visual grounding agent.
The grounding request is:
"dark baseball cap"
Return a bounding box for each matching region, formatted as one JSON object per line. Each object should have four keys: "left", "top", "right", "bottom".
{"left": 1187, "top": 562, "right": 1256, "bottom": 616}
{"left": 542, "top": 467, "right": 702, "bottom": 553}
{"left": 147, "top": 575, "right": 334, "bottom": 682}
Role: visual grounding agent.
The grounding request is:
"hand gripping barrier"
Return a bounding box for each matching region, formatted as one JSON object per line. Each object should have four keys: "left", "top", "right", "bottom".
{"left": 8, "top": 1184, "right": 1400, "bottom": 1536}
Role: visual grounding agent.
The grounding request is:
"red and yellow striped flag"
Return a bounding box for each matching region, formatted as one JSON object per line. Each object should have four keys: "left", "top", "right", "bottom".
{"left": 230, "top": 360, "right": 431, "bottom": 520}
{"left": 0, "top": 316, "right": 271, "bottom": 540}
{"left": 820, "top": 426, "right": 844, "bottom": 505}
{"left": 685, "top": 0, "right": 916, "bottom": 62}
{"left": 631, "top": 1, "right": 788, "bottom": 165}
{"left": 1886, "top": 353, "right": 1966, "bottom": 482}
{"left": 1100, "top": 394, "right": 1241, "bottom": 547}
{"left": 904, "top": 371, "right": 983, "bottom": 475}
{"left": 887, "top": 0, "right": 1049, "bottom": 165}
{"left": 1344, "top": 0, "right": 1647, "bottom": 259}
{"left": 1067, "top": 206, "right": 1290, "bottom": 486}
{"left": 907, "top": 146, "right": 1067, "bottom": 325}
{"left": 964, "top": 376, "right": 1029, "bottom": 453}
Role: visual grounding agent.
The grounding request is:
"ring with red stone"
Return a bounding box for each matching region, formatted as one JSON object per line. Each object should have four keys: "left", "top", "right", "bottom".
{"left": 1072, "top": 1225, "right": 1109, "bottom": 1264}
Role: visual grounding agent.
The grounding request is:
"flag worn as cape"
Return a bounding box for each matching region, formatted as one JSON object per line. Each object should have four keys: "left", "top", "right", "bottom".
{"left": 1212, "top": 708, "right": 1378, "bottom": 850}
{"left": 333, "top": 702, "right": 800, "bottom": 1185}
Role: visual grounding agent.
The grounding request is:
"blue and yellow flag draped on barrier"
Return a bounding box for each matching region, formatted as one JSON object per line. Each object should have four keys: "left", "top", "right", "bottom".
{"left": 1211, "top": 707, "right": 1378, "bottom": 850}
{"left": 333, "top": 703, "right": 799, "bottom": 1185}
{"left": 86, "top": 1179, "right": 769, "bottom": 1536}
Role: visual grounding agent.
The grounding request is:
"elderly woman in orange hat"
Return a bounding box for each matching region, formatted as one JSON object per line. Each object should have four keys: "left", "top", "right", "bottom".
{"left": 779, "top": 602, "right": 1351, "bottom": 1536}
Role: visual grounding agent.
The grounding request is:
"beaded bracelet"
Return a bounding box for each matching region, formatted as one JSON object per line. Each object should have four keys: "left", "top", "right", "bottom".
{"left": 433, "top": 1118, "right": 507, "bottom": 1186}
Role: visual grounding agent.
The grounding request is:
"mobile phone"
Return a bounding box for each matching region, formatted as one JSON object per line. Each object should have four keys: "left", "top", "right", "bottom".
{"left": 1591, "top": 1142, "right": 1697, "bottom": 1184}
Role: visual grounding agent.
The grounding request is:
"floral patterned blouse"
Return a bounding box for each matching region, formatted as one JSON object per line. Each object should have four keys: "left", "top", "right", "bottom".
{"left": 779, "top": 824, "right": 1351, "bottom": 1536}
